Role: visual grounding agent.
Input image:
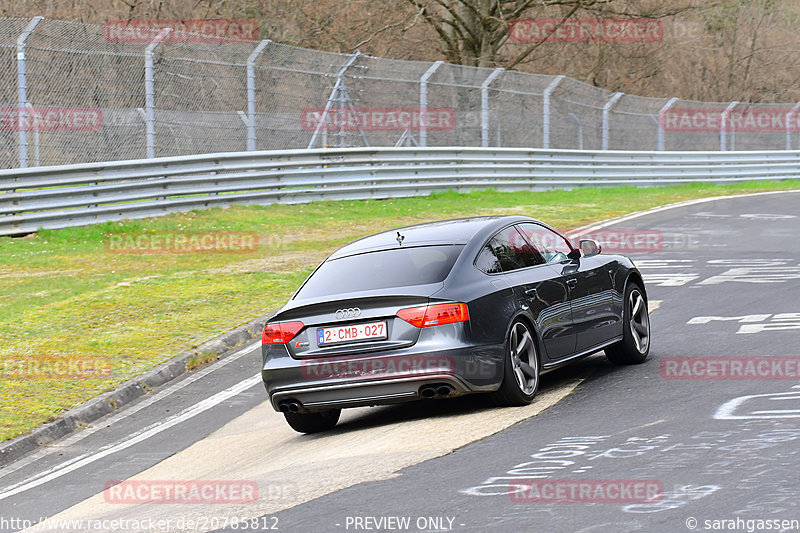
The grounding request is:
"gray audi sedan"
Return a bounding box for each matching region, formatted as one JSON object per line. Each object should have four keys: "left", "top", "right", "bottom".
{"left": 262, "top": 216, "right": 650, "bottom": 433}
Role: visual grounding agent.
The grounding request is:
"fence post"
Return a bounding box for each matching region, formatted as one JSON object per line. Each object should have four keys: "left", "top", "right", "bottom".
{"left": 25, "top": 102, "right": 40, "bottom": 167}
{"left": 145, "top": 28, "right": 172, "bottom": 159}
{"left": 542, "top": 75, "right": 564, "bottom": 149}
{"left": 246, "top": 40, "right": 271, "bottom": 151}
{"left": 786, "top": 102, "right": 800, "bottom": 150}
{"left": 308, "top": 51, "right": 361, "bottom": 149}
{"left": 419, "top": 61, "right": 443, "bottom": 148}
{"left": 481, "top": 68, "right": 504, "bottom": 147}
{"left": 657, "top": 97, "right": 679, "bottom": 151}
{"left": 720, "top": 101, "right": 738, "bottom": 151}
{"left": 568, "top": 113, "right": 583, "bottom": 150}
{"left": 602, "top": 92, "right": 624, "bottom": 150}
{"left": 16, "top": 16, "right": 44, "bottom": 169}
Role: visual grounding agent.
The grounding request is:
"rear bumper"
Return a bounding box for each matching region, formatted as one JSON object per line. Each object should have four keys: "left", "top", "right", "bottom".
{"left": 262, "top": 344, "right": 504, "bottom": 412}
{"left": 271, "top": 374, "right": 471, "bottom": 411}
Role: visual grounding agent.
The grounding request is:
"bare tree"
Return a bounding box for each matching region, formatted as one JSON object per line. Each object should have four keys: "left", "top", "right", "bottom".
{"left": 401, "top": 0, "right": 697, "bottom": 69}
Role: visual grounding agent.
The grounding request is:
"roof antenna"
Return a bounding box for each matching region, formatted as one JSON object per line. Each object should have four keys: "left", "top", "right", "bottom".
{"left": 396, "top": 231, "right": 405, "bottom": 246}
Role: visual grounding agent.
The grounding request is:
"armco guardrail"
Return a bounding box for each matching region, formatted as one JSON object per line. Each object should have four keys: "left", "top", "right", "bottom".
{"left": 1, "top": 147, "right": 799, "bottom": 235}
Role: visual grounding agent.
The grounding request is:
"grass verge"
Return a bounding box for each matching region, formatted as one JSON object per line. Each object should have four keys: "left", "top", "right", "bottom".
{"left": 2, "top": 180, "right": 798, "bottom": 441}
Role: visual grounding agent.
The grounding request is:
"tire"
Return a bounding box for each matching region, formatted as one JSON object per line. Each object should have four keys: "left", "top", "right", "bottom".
{"left": 605, "top": 281, "right": 650, "bottom": 365}
{"left": 284, "top": 409, "right": 341, "bottom": 434}
{"left": 491, "top": 319, "right": 540, "bottom": 406}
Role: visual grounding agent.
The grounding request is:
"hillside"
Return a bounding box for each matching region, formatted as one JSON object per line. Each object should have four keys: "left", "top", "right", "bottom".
{"left": 3, "top": 0, "right": 800, "bottom": 102}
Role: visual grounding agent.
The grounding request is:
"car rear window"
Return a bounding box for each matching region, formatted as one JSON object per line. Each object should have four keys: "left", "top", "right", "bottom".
{"left": 294, "top": 245, "right": 464, "bottom": 300}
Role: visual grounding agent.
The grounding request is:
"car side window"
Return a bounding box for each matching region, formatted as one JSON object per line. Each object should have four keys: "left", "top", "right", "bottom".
{"left": 517, "top": 223, "right": 574, "bottom": 264}
{"left": 475, "top": 244, "right": 503, "bottom": 274}
{"left": 482, "top": 226, "right": 545, "bottom": 273}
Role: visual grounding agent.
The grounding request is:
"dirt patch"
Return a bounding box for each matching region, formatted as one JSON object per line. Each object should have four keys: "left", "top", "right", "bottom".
{"left": 207, "top": 249, "right": 331, "bottom": 275}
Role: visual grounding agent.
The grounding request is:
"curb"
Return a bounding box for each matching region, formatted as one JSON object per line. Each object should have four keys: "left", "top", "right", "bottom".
{"left": 0, "top": 310, "right": 275, "bottom": 467}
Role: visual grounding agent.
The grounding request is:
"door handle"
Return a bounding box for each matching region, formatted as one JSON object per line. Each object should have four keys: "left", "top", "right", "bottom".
{"left": 566, "top": 278, "right": 578, "bottom": 288}
{"left": 524, "top": 288, "right": 538, "bottom": 298}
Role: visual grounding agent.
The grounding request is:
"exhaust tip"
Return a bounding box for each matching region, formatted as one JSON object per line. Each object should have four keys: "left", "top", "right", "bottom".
{"left": 436, "top": 385, "right": 453, "bottom": 397}
{"left": 420, "top": 386, "right": 436, "bottom": 399}
{"left": 278, "top": 402, "right": 290, "bottom": 413}
{"left": 288, "top": 401, "right": 300, "bottom": 413}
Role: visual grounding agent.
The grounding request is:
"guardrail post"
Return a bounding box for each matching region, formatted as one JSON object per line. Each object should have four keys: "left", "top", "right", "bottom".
{"left": 145, "top": 28, "right": 172, "bottom": 159}
{"left": 720, "top": 101, "right": 738, "bottom": 151}
{"left": 16, "top": 16, "right": 44, "bottom": 169}
{"left": 246, "top": 40, "right": 271, "bottom": 151}
{"left": 481, "top": 68, "right": 503, "bottom": 147}
{"left": 786, "top": 102, "right": 800, "bottom": 150}
{"left": 419, "top": 60, "right": 443, "bottom": 148}
{"left": 657, "top": 97, "right": 679, "bottom": 151}
{"left": 542, "top": 75, "right": 564, "bottom": 149}
{"left": 602, "top": 92, "right": 624, "bottom": 150}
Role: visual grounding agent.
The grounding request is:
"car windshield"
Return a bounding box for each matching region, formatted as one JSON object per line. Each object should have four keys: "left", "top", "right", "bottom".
{"left": 294, "top": 245, "right": 464, "bottom": 300}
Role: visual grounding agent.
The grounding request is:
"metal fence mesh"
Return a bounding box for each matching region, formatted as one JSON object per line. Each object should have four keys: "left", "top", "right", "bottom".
{"left": 4, "top": 17, "right": 800, "bottom": 169}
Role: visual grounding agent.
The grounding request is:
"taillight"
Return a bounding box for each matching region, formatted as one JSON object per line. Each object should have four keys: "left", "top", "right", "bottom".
{"left": 397, "top": 303, "right": 469, "bottom": 328}
{"left": 262, "top": 321, "right": 304, "bottom": 344}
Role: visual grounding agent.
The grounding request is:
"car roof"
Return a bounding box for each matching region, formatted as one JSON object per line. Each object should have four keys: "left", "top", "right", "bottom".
{"left": 327, "top": 215, "right": 537, "bottom": 259}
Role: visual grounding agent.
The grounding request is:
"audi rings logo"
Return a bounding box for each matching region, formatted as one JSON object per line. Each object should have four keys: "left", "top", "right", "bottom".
{"left": 335, "top": 308, "right": 361, "bottom": 320}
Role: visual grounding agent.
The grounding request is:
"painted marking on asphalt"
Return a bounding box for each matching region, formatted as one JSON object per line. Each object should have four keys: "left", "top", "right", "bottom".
{"left": 714, "top": 386, "right": 800, "bottom": 420}
{"left": 686, "top": 313, "right": 800, "bottom": 334}
{"left": 568, "top": 190, "right": 800, "bottom": 235}
{"left": 739, "top": 213, "right": 797, "bottom": 220}
{"left": 0, "top": 374, "right": 262, "bottom": 501}
{"left": 699, "top": 266, "right": 800, "bottom": 285}
{"left": 648, "top": 300, "right": 661, "bottom": 313}
{"left": 0, "top": 340, "right": 260, "bottom": 481}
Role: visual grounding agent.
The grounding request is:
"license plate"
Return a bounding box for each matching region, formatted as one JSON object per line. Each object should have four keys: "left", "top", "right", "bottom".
{"left": 317, "top": 321, "right": 387, "bottom": 346}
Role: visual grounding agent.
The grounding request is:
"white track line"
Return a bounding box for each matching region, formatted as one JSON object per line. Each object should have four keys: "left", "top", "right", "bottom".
{"left": 567, "top": 189, "right": 800, "bottom": 236}
{"left": 0, "top": 340, "right": 260, "bottom": 480}
{"left": 0, "top": 374, "right": 262, "bottom": 501}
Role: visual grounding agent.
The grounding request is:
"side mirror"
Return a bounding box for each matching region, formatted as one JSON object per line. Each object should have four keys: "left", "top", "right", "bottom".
{"left": 579, "top": 239, "right": 601, "bottom": 257}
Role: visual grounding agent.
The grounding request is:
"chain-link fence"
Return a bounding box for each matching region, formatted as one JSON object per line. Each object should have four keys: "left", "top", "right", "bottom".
{"left": 3, "top": 17, "right": 800, "bottom": 169}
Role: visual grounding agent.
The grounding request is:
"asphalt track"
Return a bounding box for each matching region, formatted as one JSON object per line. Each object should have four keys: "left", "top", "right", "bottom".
{"left": 1, "top": 190, "right": 799, "bottom": 533}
